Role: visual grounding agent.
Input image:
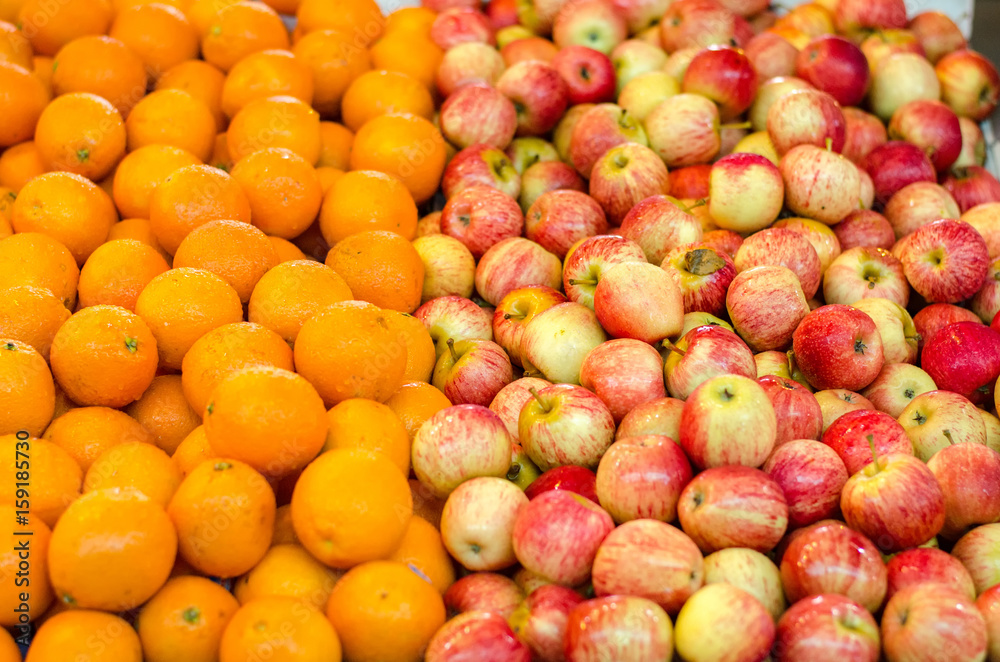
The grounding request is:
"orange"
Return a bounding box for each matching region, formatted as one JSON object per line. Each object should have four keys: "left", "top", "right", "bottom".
{"left": 43, "top": 406, "right": 155, "bottom": 472}
{"left": 0, "top": 507, "right": 52, "bottom": 623}
{"left": 0, "top": 232, "right": 78, "bottom": 308}
{"left": 167, "top": 458, "right": 276, "bottom": 578}
{"left": 34, "top": 92, "right": 126, "bottom": 181}
{"left": 261, "top": 0, "right": 297, "bottom": 15}
{"left": 78, "top": 237, "right": 171, "bottom": 311}
{"left": 269, "top": 236, "right": 306, "bottom": 262}
{"left": 383, "top": 6, "right": 436, "bottom": 38}
{"left": 325, "top": 229, "right": 424, "bottom": 313}
{"left": 232, "top": 543, "right": 341, "bottom": 609}
{"left": 291, "top": 447, "right": 411, "bottom": 568}
{"left": 319, "top": 170, "right": 417, "bottom": 244}
{"left": 323, "top": 398, "right": 409, "bottom": 475}
{"left": 156, "top": 59, "right": 227, "bottom": 131}
{"left": 387, "top": 515, "right": 455, "bottom": 594}
{"left": 290, "top": 29, "right": 371, "bottom": 118}
{"left": 341, "top": 69, "right": 434, "bottom": 133}
{"left": 0, "top": 285, "right": 70, "bottom": 360}
{"left": 51, "top": 35, "right": 148, "bottom": 117}
{"left": 180, "top": 321, "right": 294, "bottom": 414}
{"left": 11, "top": 171, "right": 117, "bottom": 264}
{"left": 294, "top": 301, "right": 408, "bottom": 406}
{"left": 385, "top": 381, "right": 452, "bottom": 441}
{"left": 109, "top": 3, "right": 199, "bottom": 79}
{"left": 172, "top": 219, "right": 278, "bottom": 302}
{"left": 125, "top": 374, "right": 201, "bottom": 454}
{"left": 204, "top": 365, "right": 328, "bottom": 478}
{"left": 108, "top": 217, "right": 172, "bottom": 261}
{"left": 0, "top": 0, "right": 21, "bottom": 24}
{"left": 350, "top": 112, "right": 447, "bottom": 204}
{"left": 384, "top": 311, "right": 436, "bottom": 383}
{"left": 272, "top": 503, "right": 297, "bottom": 545}
{"left": 112, "top": 0, "right": 191, "bottom": 11}
{"left": 126, "top": 89, "right": 217, "bottom": 162}
{"left": 0, "top": 340, "right": 54, "bottom": 437}
{"left": 134, "top": 267, "right": 245, "bottom": 370}
{"left": 0, "top": 140, "right": 46, "bottom": 191}
{"left": 226, "top": 95, "right": 322, "bottom": 165}
{"left": 16, "top": 0, "right": 112, "bottom": 56}
{"left": 296, "top": 0, "right": 384, "bottom": 45}
{"left": 220, "top": 49, "right": 313, "bottom": 118}
{"left": 318, "top": 122, "right": 353, "bottom": 169}
{"left": 230, "top": 147, "right": 323, "bottom": 239}
{"left": 0, "top": 20, "right": 31, "bottom": 69}
{"left": 48, "top": 487, "right": 177, "bottom": 611}
{"left": 25, "top": 610, "right": 142, "bottom": 662}
{"left": 148, "top": 164, "right": 252, "bottom": 255}
{"left": 219, "top": 596, "right": 342, "bottom": 662}
{"left": 185, "top": 0, "right": 240, "bottom": 34}
{"left": 247, "top": 260, "right": 352, "bottom": 345}
{"left": 0, "top": 434, "right": 81, "bottom": 527}
{"left": 83, "top": 440, "right": 182, "bottom": 507}
{"left": 200, "top": 1, "right": 290, "bottom": 72}
{"left": 0, "top": 62, "right": 49, "bottom": 147}
{"left": 325, "top": 560, "right": 445, "bottom": 662}
{"left": 171, "top": 425, "right": 214, "bottom": 477}
{"left": 0, "top": 189, "right": 11, "bottom": 238}
{"left": 31, "top": 55, "right": 53, "bottom": 93}
{"left": 136, "top": 575, "right": 241, "bottom": 662}
{"left": 111, "top": 144, "right": 201, "bottom": 220}
{"left": 369, "top": 32, "right": 443, "bottom": 91}
{"left": 49, "top": 304, "right": 158, "bottom": 408}
{"left": 209, "top": 132, "right": 234, "bottom": 171}
{"left": 0, "top": 628, "right": 18, "bottom": 662}
{"left": 315, "top": 166, "right": 343, "bottom": 195}
{"left": 51, "top": 383, "right": 75, "bottom": 420}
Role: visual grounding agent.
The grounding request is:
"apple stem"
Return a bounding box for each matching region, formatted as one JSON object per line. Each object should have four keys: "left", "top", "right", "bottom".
{"left": 786, "top": 350, "right": 797, "bottom": 376}
{"left": 528, "top": 387, "right": 551, "bottom": 413}
{"left": 447, "top": 338, "right": 460, "bottom": 363}
{"left": 661, "top": 339, "right": 686, "bottom": 356}
{"left": 720, "top": 121, "right": 752, "bottom": 131}
{"left": 943, "top": 429, "right": 955, "bottom": 445}
{"left": 504, "top": 313, "right": 525, "bottom": 321}
{"left": 868, "top": 434, "right": 881, "bottom": 472}
{"left": 568, "top": 278, "right": 598, "bottom": 286}
{"left": 825, "top": 137, "right": 833, "bottom": 152}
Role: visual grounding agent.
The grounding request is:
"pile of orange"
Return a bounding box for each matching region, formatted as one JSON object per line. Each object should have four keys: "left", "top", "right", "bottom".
{"left": 0, "top": 0, "right": 463, "bottom": 659}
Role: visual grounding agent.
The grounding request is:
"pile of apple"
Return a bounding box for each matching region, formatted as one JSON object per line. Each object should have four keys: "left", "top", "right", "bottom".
{"left": 406, "top": 0, "right": 1000, "bottom": 659}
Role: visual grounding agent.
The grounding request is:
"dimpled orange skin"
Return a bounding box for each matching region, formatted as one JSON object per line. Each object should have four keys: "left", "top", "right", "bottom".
{"left": 16, "top": 0, "right": 114, "bottom": 57}
{"left": 43, "top": 406, "right": 155, "bottom": 473}
{"left": 0, "top": 507, "right": 53, "bottom": 624}
{"left": 0, "top": 339, "right": 55, "bottom": 437}
{"left": 232, "top": 543, "right": 342, "bottom": 610}
{"left": 247, "top": 260, "right": 354, "bottom": 345}
{"left": 155, "top": 59, "right": 227, "bottom": 132}
{"left": 109, "top": 3, "right": 200, "bottom": 79}
{"left": 0, "top": 61, "right": 49, "bottom": 148}
{"left": 50, "top": 35, "right": 149, "bottom": 117}
{"left": 0, "top": 285, "right": 71, "bottom": 360}
{"left": 83, "top": 441, "right": 183, "bottom": 508}
{"left": 77, "top": 239, "right": 171, "bottom": 312}
{"left": 49, "top": 304, "right": 159, "bottom": 408}
{"left": 324, "top": 229, "right": 425, "bottom": 313}
{"left": 0, "top": 627, "right": 18, "bottom": 662}
{"left": 171, "top": 425, "right": 215, "bottom": 478}
{"left": 218, "top": 596, "right": 342, "bottom": 662}
{"left": 0, "top": 140, "right": 46, "bottom": 191}
{"left": 290, "top": 29, "right": 372, "bottom": 119}
{"left": 220, "top": 49, "right": 314, "bottom": 119}
{"left": 349, "top": 112, "right": 447, "bottom": 205}
{"left": 200, "top": 1, "right": 290, "bottom": 73}
{"left": 48, "top": 487, "right": 178, "bottom": 611}
{"left": 226, "top": 95, "right": 322, "bottom": 165}
{"left": 125, "top": 89, "right": 217, "bottom": 162}
{"left": 0, "top": 434, "right": 81, "bottom": 527}
{"left": 172, "top": 219, "right": 279, "bottom": 303}
{"left": 0, "top": 232, "right": 80, "bottom": 309}
{"left": 167, "top": 458, "right": 276, "bottom": 578}
{"left": 136, "top": 575, "right": 241, "bottom": 662}
{"left": 111, "top": 144, "right": 202, "bottom": 220}
{"left": 125, "top": 374, "right": 202, "bottom": 455}
{"left": 33, "top": 92, "right": 124, "bottom": 182}
{"left": 229, "top": 147, "right": 324, "bottom": 240}
{"left": 25, "top": 610, "right": 143, "bottom": 662}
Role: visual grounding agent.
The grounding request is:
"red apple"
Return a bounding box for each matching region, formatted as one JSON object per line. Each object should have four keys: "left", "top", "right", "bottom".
{"left": 942, "top": 166, "right": 1000, "bottom": 214}
{"left": 523, "top": 465, "right": 599, "bottom": 504}
{"left": 881, "top": 584, "right": 989, "bottom": 662}
{"left": 442, "top": 143, "right": 521, "bottom": 200}
{"left": 588, "top": 143, "right": 669, "bottom": 226}
{"left": 745, "top": 32, "right": 799, "bottom": 80}
{"left": 490, "top": 377, "right": 554, "bottom": 440}
{"left": 767, "top": 88, "right": 846, "bottom": 156}
{"left": 909, "top": 11, "right": 966, "bottom": 63}
{"left": 492, "top": 286, "right": 567, "bottom": 367}
{"left": 823, "top": 247, "right": 909, "bottom": 308}
{"left": 898, "top": 389, "right": 988, "bottom": 460}
{"left": 700, "top": 229, "right": 743, "bottom": 258}
{"left": 674, "top": 583, "right": 775, "bottom": 662}
{"left": 833, "top": 0, "right": 906, "bottom": 37}
{"left": 935, "top": 49, "right": 1000, "bottom": 122}
{"left": 643, "top": 93, "right": 721, "bottom": 167}
{"left": 749, "top": 76, "right": 815, "bottom": 133}
{"left": 523, "top": 189, "right": 605, "bottom": 260}
{"left": 667, "top": 164, "right": 711, "bottom": 200}
{"left": 929, "top": 442, "right": 1000, "bottom": 542}
{"left": 615, "top": 396, "right": 683, "bottom": 441}
{"left": 437, "top": 42, "right": 507, "bottom": 98}
{"left": 764, "top": 438, "right": 847, "bottom": 528}
{"left": 821, "top": 408, "right": 913, "bottom": 475}
{"left": 496, "top": 60, "right": 570, "bottom": 137}
{"left": 816, "top": 389, "right": 877, "bottom": 432}
{"left": 508, "top": 585, "right": 585, "bottom": 662}
{"left": 564, "top": 595, "right": 674, "bottom": 661}
{"left": 862, "top": 140, "right": 937, "bottom": 208}
{"left": 953, "top": 524, "right": 1000, "bottom": 595}
{"left": 924, "top": 321, "right": 1000, "bottom": 404}
{"left": 842, "top": 107, "right": 888, "bottom": 166}
{"left": 883, "top": 180, "right": 961, "bottom": 239}
{"left": 796, "top": 34, "right": 870, "bottom": 107}
{"left": 414, "top": 234, "right": 477, "bottom": 304}
{"left": 562, "top": 234, "right": 646, "bottom": 309}
{"left": 727, "top": 265, "right": 811, "bottom": 352}
{"left": 849, "top": 297, "right": 919, "bottom": 365}
{"left": 551, "top": 45, "right": 616, "bottom": 106}
{"left": 501, "top": 35, "right": 560, "bottom": 64}
{"left": 620, "top": 195, "right": 703, "bottom": 265}
{"left": 708, "top": 152, "right": 785, "bottom": 235}
{"left": 441, "top": 185, "right": 524, "bottom": 260}
{"left": 913, "top": 302, "right": 984, "bottom": 352}
{"left": 580, "top": 338, "right": 666, "bottom": 423}
{"left": 595, "top": 435, "right": 692, "bottom": 524}
{"left": 702, "top": 547, "right": 785, "bottom": 620}
{"left": 474, "top": 237, "right": 562, "bottom": 307}
{"left": 441, "top": 85, "right": 518, "bottom": 151}
{"left": 659, "top": 0, "right": 753, "bottom": 52}
{"left": 833, "top": 209, "right": 896, "bottom": 251}
{"left": 444, "top": 572, "right": 526, "bottom": 619}
{"left": 888, "top": 99, "right": 962, "bottom": 173}
{"left": 441, "top": 476, "right": 529, "bottom": 571}
{"left": 774, "top": 594, "right": 880, "bottom": 662}
{"left": 519, "top": 383, "right": 615, "bottom": 472}
{"left": 682, "top": 45, "right": 758, "bottom": 121}
{"left": 416, "top": 295, "right": 494, "bottom": 356}
{"left": 433, "top": 339, "right": 515, "bottom": 407}
{"left": 780, "top": 144, "right": 860, "bottom": 225}
{"left": 518, "top": 160, "right": 587, "bottom": 215}
{"left": 758, "top": 375, "right": 823, "bottom": 445}
{"left": 593, "top": 261, "right": 684, "bottom": 344}
{"left": 896, "top": 219, "right": 990, "bottom": 304}
{"left": 425, "top": 610, "right": 532, "bottom": 662}
{"left": 679, "top": 374, "right": 776, "bottom": 469}
{"left": 431, "top": 7, "right": 495, "bottom": 50}
{"left": 955, "top": 117, "right": 987, "bottom": 170}
{"left": 978, "top": 584, "right": 1000, "bottom": 661}
{"left": 552, "top": 0, "right": 627, "bottom": 55}
{"left": 860, "top": 28, "right": 926, "bottom": 77}
{"left": 859, "top": 362, "right": 937, "bottom": 419}
{"left": 887, "top": 547, "right": 976, "bottom": 601}
{"left": 734, "top": 227, "right": 821, "bottom": 299}
{"left": 567, "top": 103, "right": 647, "bottom": 179}
{"left": 972, "top": 256, "right": 1000, "bottom": 324}
{"left": 660, "top": 243, "right": 736, "bottom": 317}
{"left": 792, "top": 304, "right": 885, "bottom": 391}
{"left": 663, "top": 324, "right": 755, "bottom": 400}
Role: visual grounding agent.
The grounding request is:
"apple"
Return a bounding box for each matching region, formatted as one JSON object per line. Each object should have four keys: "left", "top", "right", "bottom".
{"left": 898, "top": 389, "right": 988, "bottom": 462}
{"left": 707, "top": 153, "right": 785, "bottom": 235}
{"left": 763, "top": 439, "right": 847, "bottom": 528}
{"left": 487, "top": 0, "right": 520, "bottom": 28}
{"left": 962, "top": 202, "right": 1000, "bottom": 258}
{"left": 491, "top": 377, "right": 554, "bottom": 441}
{"left": 677, "top": 466, "right": 788, "bottom": 553}
{"left": 729, "top": 267, "right": 812, "bottom": 354}
{"left": 754, "top": 350, "right": 801, "bottom": 384}
{"left": 413, "top": 234, "right": 477, "bottom": 304}
{"left": 816, "top": 389, "right": 876, "bottom": 432}
{"left": 700, "top": 229, "right": 743, "bottom": 258}
{"left": 681, "top": 45, "right": 758, "bottom": 121}
{"left": 766, "top": 88, "right": 846, "bottom": 157}
{"left": 493, "top": 286, "right": 567, "bottom": 367}
{"left": 953, "top": 524, "right": 1000, "bottom": 595}
{"left": 442, "top": 143, "right": 521, "bottom": 200}
{"left": 888, "top": 99, "right": 962, "bottom": 173}
{"left": 913, "top": 303, "right": 984, "bottom": 352}
{"left": 595, "top": 434, "right": 692, "bottom": 524}
{"left": 564, "top": 595, "right": 674, "bottom": 661}
{"left": 660, "top": 243, "right": 736, "bottom": 317}
{"left": 978, "top": 584, "right": 1000, "bottom": 662}
{"left": 617, "top": 71, "right": 680, "bottom": 124}
{"left": 440, "top": 84, "right": 518, "bottom": 151}
{"left": 474, "top": 238, "right": 562, "bottom": 307}
{"left": 842, "top": 107, "right": 888, "bottom": 166}
{"left": 881, "top": 584, "right": 989, "bottom": 662}
{"left": 433, "top": 339, "right": 515, "bottom": 407}
{"left": 588, "top": 143, "right": 669, "bottom": 226}
{"left": 834, "top": 210, "right": 896, "bottom": 252}
{"left": 859, "top": 28, "right": 926, "bottom": 75}
{"left": 955, "top": 117, "right": 987, "bottom": 170}
{"left": 524, "top": 190, "right": 605, "bottom": 261}
{"left": 674, "top": 583, "right": 775, "bottom": 662}
{"left": 551, "top": 45, "right": 616, "bottom": 106}
{"left": 792, "top": 304, "right": 885, "bottom": 392}
{"left": 615, "top": 396, "right": 683, "bottom": 441}
{"left": 502, "top": 36, "right": 560, "bottom": 64}
{"left": 822, "top": 247, "right": 909, "bottom": 308}
{"left": 861, "top": 140, "right": 937, "bottom": 208}
{"left": 757, "top": 375, "right": 823, "bottom": 445}
{"left": 440, "top": 185, "right": 524, "bottom": 260}
{"left": 519, "top": 383, "right": 615, "bottom": 472}
{"left": 942, "top": 166, "right": 1000, "bottom": 214}
{"left": 591, "top": 262, "right": 683, "bottom": 345}
{"left": 796, "top": 34, "right": 870, "bottom": 107}
{"left": 883, "top": 181, "right": 961, "bottom": 239}
{"left": 508, "top": 584, "right": 585, "bottom": 662}
{"left": 519, "top": 161, "right": 587, "bottom": 215}
{"left": 580, "top": 339, "right": 666, "bottom": 423}
{"left": 887, "top": 547, "right": 976, "bottom": 601}
{"left": 620, "top": 195, "right": 703, "bottom": 265}
{"left": 425, "top": 610, "right": 532, "bottom": 662}
{"left": 703, "top": 547, "right": 786, "bottom": 620}
{"left": 567, "top": 103, "right": 647, "bottom": 179}
{"left": 984, "top": 410, "right": 1000, "bottom": 453}
{"left": 860, "top": 362, "right": 937, "bottom": 419}
{"left": 496, "top": 60, "right": 570, "bottom": 137}
{"left": 733, "top": 228, "right": 821, "bottom": 300}
{"left": 747, "top": 77, "right": 814, "bottom": 135}
{"left": 553, "top": 104, "right": 595, "bottom": 161}
{"left": 667, "top": 165, "right": 711, "bottom": 200}
{"left": 849, "top": 298, "right": 919, "bottom": 365}
{"left": 510, "top": 441, "right": 541, "bottom": 490}
{"left": 562, "top": 234, "right": 646, "bottom": 310}
{"left": 659, "top": 0, "right": 753, "bottom": 52}
{"left": 935, "top": 49, "right": 1000, "bottom": 122}
{"left": 643, "top": 93, "right": 721, "bottom": 167}
{"left": 780, "top": 520, "right": 888, "bottom": 613}
{"left": 610, "top": 39, "right": 668, "bottom": 95}
{"left": 774, "top": 594, "right": 880, "bottom": 662}
{"left": 437, "top": 42, "right": 507, "bottom": 98}
{"left": 512, "top": 489, "right": 615, "bottom": 586}
{"left": 770, "top": 217, "right": 841, "bottom": 275}
{"left": 416, "top": 295, "right": 494, "bottom": 357}
{"left": 505, "top": 137, "right": 561, "bottom": 174}
{"left": 552, "top": 0, "right": 627, "bottom": 54}
{"left": 430, "top": 8, "right": 495, "bottom": 50}
{"left": 898, "top": 219, "right": 990, "bottom": 305}
{"left": 523, "top": 465, "right": 599, "bottom": 504}
{"left": 780, "top": 144, "right": 860, "bottom": 226}
{"left": 821, "top": 408, "right": 913, "bottom": 475}
{"left": 909, "top": 11, "right": 966, "bottom": 63}
{"left": 444, "top": 572, "right": 526, "bottom": 619}
{"left": 745, "top": 32, "right": 798, "bottom": 80}
{"left": 664, "top": 324, "right": 755, "bottom": 400}
{"left": 676, "top": 311, "right": 733, "bottom": 337}
{"left": 412, "top": 404, "right": 514, "bottom": 499}
{"left": 870, "top": 52, "right": 941, "bottom": 121}
{"left": 441, "top": 476, "right": 528, "bottom": 571}
{"left": 520, "top": 302, "right": 607, "bottom": 385}
{"left": 972, "top": 257, "right": 1000, "bottom": 324}
{"left": 928, "top": 443, "right": 1000, "bottom": 540}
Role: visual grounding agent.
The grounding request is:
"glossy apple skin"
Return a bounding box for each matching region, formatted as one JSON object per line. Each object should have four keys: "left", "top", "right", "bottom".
{"left": 915, "top": 303, "right": 984, "bottom": 349}
{"left": 780, "top": 520, "right": 888, "bottom": 613}
{"left": 927, "top": 443, "right": 1000, "bottom": 540}
{"left": 883, "top": 181, "right": 961, "bottom": 241}
{"left": 437, "top": 42, "right": 506, "bottom": 97}
{"left": 795, "top": 34, "right": 870, "bottom": 107}
{"left": 976, "top": 584, "right": 1000, "bottom": 661}
{"left": 564, "top": 595, "right": 674, "bottom": 662}
{"left": 659, "top": 0, "right": 753, "bottom": 52}
{"left": 615, "top": 397, "right": 684, "bottom": 441}
{"left": 512, "top": 490, "right": 615, "bottom": 587}
{"left": 444, "top": 572, "right": 526, "bottom": 619}
{"left": 780, "top": 144, "right": 859, "bottom": 226}
{"left": 833, "top": 210, "right": 895, "bottom": 252}
{"left": 953, "top": 523, "right": 1000, "bottom": 595}
{"left": 441, "top": 185, "right": 525, "bottom": 260}
{"left": 425, "top": 610, "right": 532, "bottom": 662}
{"left": 815, "top": 389, "right": 877, "bottom": 432}
{"left": 661, "top": 243, "right": 736, "bottom": 317}
{"left": 745, "top": 31, "right": 798, "bottom": 80}
{"left": 886, "top": 547, "right": 977, "bottom": 601}
{"left": 644, "top": 93, "right": 721, "bottom": 168}
{"left": 520, "top": 302, "right": 608, "bottom": 386}
{"left": 666, "top": 324, "right": 756, "bottom": 400}
{"left": 921, "top": 321, "right": 1000, "bottom": 403}
{"left": 682, "top": 45, "right": 759, "bottom": 121}
{"left": 897, "top": 219, "right": 990, "bottom": 305}
{"left": 441, "top": 476, "right": 529, "bottom": 572}
{"left": 433, "top": 339, "right": 514, "bottom": 407}
{"left": 767, "top": 88, "right": 847, "bottom": 156}
{"left": 580, "top": 338, "right": 666, "bottom": 424}
{"left": 703, "top": 547, "right": 786, "bottom": 620}
{"left": 909, "top": 11, "right": 967, "bottom": 63}
{"left": 595, "top": 435, "right": 692, "bottom": 524}
{"left": 943, "top": 165, "right": 1000, "bottom": 214}
{"left": 674, "top": 583, "right": 775, "bottom": 662}
{"left": 821, "top": 409, "right": 913, "bottom": 475}
{"left": 758, "top": 375, "right": 823, "bottom": 446}
{"left": 764, "top": 439, "right": 848, "bottom": 528}
{"left": 562, "top": 234, "right": 647, "bottom": 310}
{"left": 519, "top": 161, "right": 588, "bottom": 218}
{"left": 508, "top": 584, "right": 585, "bottom": 662}
{"left": 593, "top": 262, "right": 684, "bottom": 345}
{"left": 792, "top": 304, "right": 885, "bottom": 392}
{"left": 430, "top": 8, "right": 494, "bottom": 50}
{"left": 841, "top": 453, "right": 946, "bottom": 553}
{"left": 860, "top": 362, "right": 937, "bottom": 419}
{"left": 620, "top": 195, "right": 703, "bottom": 265}
{"left": 551, "top": 45, "right": 617, "bottom": 106}
{"left": 972, "top": 257, "right": 1000, "bottom": 324}
{"left": 567, "top": 103, "right": 647, "bottom": 179}
{"left": 493, "top": 286, "right": 567, "bottom": 368}
{"left": 822, "top": 246, "right": 909, "bottom": 308}
{"left": 524, "top": 465, "right": 599, "bottom": 504}
{"left": 668, "top": 164, "right": 712, "bottom": 199}
{"left": 677, "top": 466, "right": 788, "bottom": 554}
{"left": 898, "top": 389, "right": 988, "bottom": 461}
{"left": 440, "top": 85, "right": 519, "bottom": 151}
{"left": 474, "top": 237, "right": 562, "bottom": 307}
{"left": 525, "top": 189, "right": 607, "bottom": 260}
{"left": 861, "top": 140, "right": 937, "bottom": 208}
{"left": 735, "top": 227, "right": 822, "bottom": 300}
{"left": 592, "top": 519, "right": 704, "bottom": 615}
{"left": 727, "top": 265, "right": 811, "bottom": 353}
{"left": 887, "top": 99, "right": 962, "bottom": 173}
{"left": 708, "top": 152, "right": 785, "bottom": 235}
{"left": 849, "top": 298, "right": 919, "bottom": 365}
{"left": 935, "top": 49, "right": 1000, "bottom": 122}
{"left": 841, "top": 107, "right": 888, "bottom": 166}
{"left": 519, "top": 383, "right": 615, "bottom": 472}
{"left": 881, "top": 584, "right": 989, "bottom": 662}
{"left": 496, "top": 60, "right": 570, "bottom": 137}
{"left": 589, "top": 143, "right": 670, "bottom": 226}
{"left": 774, "top": 594, "right": 880, "bottom": 662}
{"left": 416, "top": 295, "right": 493, "bottom": 356}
